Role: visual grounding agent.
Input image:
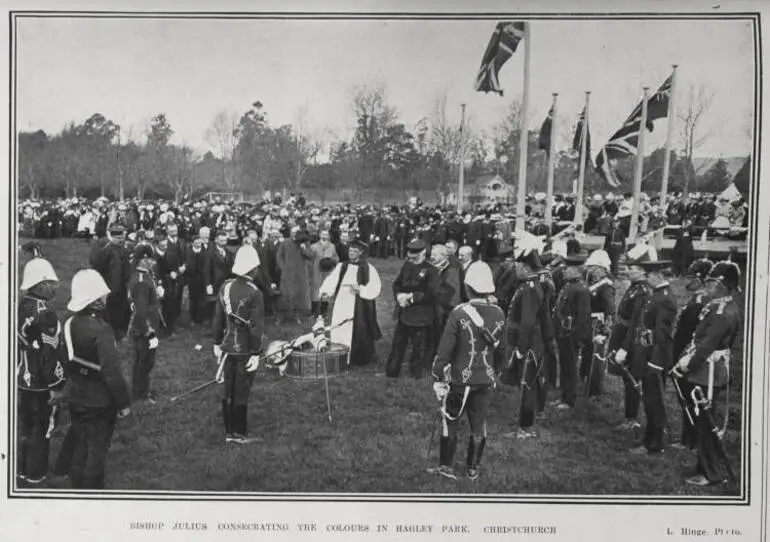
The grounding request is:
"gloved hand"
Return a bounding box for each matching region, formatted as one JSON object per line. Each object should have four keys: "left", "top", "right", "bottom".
{"left": 396, "top": 293, "right": 410, "bottom": 307}
{"left": 595, "top": 334, "right": 607, "bottom": 345}
{"left": 206, "top": 285, "right": 214, "bottom": 296}
{"left": 148, "top": 337, "right": 159, "bottom": 350}
{"left": 433, "top": 381, "right": 449, "bottom": 401}
{"left": 156, "top": 285, "right": 165, "bottom": 298}
{"left": 670, "top": 366, "right": 685, "bottom": 378}
{"left": 673, "top": 357, "right": 689, "bottom": 374}
{"left": 178, "top": 265, "right": 186, "bottom": 274}
{"left": 118, "top": 407, "right": 131, "bottom": 419}
{"left": 213, "top": 344, "right": 222, "bottom": 359}
{"left": 514, "top": 349, "right": 524, "bottom": 360}
{"left": 615, "top": 348, "right": 627, "bottom": 364}
{"left": 170, "top": 271, "right": 178, "bottom": 280}
{"left": 246, "top": 355, "right": 260, "bottom": 372}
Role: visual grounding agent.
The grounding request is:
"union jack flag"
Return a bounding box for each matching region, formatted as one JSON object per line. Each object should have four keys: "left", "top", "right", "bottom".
{"left": 594, "top": 72, "right": 673, "bottom": 187}
{"left": 474, "top": 22, "right": 526, "bottom": 96}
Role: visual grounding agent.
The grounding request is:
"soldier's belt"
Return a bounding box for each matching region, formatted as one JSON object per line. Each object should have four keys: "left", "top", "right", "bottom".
{"left": 69, "top": 355, "right": 102, "bottom": 372}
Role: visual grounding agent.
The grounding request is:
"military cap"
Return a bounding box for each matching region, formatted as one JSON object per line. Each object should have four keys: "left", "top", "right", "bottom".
{"left": 350, "top": 238, "right": 368, "bottom": 251}
{"left": 108, "top": 223, "right": 126, "bottom": 235}
{"left": 406, "top": 238, "right": 427, "bottom": 253}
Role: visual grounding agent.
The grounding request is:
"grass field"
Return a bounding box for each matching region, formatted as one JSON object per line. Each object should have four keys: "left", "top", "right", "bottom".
{"left": 16, "top": 238, "right": 744, "bottom": 496}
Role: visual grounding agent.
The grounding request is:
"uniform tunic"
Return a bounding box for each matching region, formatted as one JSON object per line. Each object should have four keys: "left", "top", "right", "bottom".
{"left": 609, "top": 280, "right": 652, "bottom": 421}
{"left": 128, "top": 273, "right": 161, "bottom": 400}
{"left": 679, "top": 295, "right": 740, "bottom": 482}
{"left": 212, "top": 276, "right": 265, "bottom": 437}
{"left": 553, "top": 277, "right": 591, "bottom": 406}
{"left": 637, "top": 282, "right": 677, "bottom": 452}
{"left": 432, "top": 299, "right": 506, "bottom": 454}
{"left": 581, "top": 268, "right": 615, "bottom": 395}
{"left": 63, "top": 310, "right": 131, "bottom": 489}
{"left": 17, "top": 293, "right": 66, "bottom": 480}
{"left": 506, "top": 272, "right": 555, "bottom": 428}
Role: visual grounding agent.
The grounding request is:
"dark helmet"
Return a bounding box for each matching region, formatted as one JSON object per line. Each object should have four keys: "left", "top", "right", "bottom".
{"left": 707, "top": 261, "right": 741, "bottom": 292}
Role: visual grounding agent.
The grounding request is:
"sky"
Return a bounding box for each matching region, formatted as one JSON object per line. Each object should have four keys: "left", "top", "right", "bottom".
{"left": 15, "top": 16, "right": 756, "bottom": 161}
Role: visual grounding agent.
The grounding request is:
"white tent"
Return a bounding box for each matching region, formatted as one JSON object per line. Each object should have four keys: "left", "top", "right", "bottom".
{"left": 719, "top": 183, "right": 742, "bottom": 202}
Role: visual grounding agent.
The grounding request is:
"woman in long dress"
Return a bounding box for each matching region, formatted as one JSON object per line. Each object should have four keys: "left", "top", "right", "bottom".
{"left": 319, "top": 240, "right": 382, "bottom": 366}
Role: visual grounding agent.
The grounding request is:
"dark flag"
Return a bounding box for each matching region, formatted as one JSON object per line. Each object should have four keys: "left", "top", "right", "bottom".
{"left": 474, "top": 22, "right": 526, "bottom": 96}
{"left": 594, "top": 73, "right": 673, "bottom": 186}
{"left": 538, "top": 105, "right": 553, "bottom": 155}
{"left": 572, "top": 106, "right": 591, "bottom": 171}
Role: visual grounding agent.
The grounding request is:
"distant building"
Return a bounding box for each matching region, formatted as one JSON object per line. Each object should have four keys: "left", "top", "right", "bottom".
{"left": 465, "top": 174, "right": 515, "bottom": 205}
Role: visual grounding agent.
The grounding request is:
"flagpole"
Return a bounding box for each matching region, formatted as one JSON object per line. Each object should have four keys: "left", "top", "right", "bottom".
{"left": 629, "top": 87, "right": 649, "bottom": 242}
{"left": 544, "top": 93, "right": 558, "bottom": 230}
{"left": 660, "top": 65, "right": 678, "bottom": 206}
{"left": 575, "top": 91, "right": 591, "bottom": 228}
{"left": 515, "top": 22, "right": 531, "bottom": 232}
{"left": 458, "top": 103, "right": 466, "bottom": 212}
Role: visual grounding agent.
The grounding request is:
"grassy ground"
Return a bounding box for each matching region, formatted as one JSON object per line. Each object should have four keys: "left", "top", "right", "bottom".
{"left": 18, "top": 238, "right": 744, "bottom": 496}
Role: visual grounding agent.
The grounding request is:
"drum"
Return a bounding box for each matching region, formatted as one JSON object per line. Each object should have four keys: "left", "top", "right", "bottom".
{"left": 284, "top": 343, "right": 349, "bottom": 380}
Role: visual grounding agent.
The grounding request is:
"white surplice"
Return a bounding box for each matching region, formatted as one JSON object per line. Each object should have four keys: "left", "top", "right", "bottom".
{"left": 319, "top": 262, "right": 381, "bottom": 363}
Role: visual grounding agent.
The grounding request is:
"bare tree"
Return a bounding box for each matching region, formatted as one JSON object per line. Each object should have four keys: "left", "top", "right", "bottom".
{"left": 678, "top": 83, "right": 715, "bottom": 194}
{"left": 292, "top": 105, "right": 322, "bottom": 190}
{"left": 205, "top": 109, "right": 240, "bottom": 192}
{"left": 428, "top": 91, "right": 463, "bottom": 164}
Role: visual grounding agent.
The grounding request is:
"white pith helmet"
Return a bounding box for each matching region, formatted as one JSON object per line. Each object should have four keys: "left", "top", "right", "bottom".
{"left": 232, "top": 245, "right": 261, "bottom": 276}
{"left": 67, "top": 269, "right": 111, "bottom": 312}
{"left": 20, "top": 258, "right": 58, "bottom": 290}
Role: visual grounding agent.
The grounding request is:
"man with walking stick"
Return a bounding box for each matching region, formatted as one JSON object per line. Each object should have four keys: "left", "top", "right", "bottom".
{"left": 672, "top": 261, "right": 741, "bottom": 487}
{"left": 212, "top": 245, "right": 265, "bottom": 444}
{"left": 427, "top": 261, "right": 505, "bottom": 481}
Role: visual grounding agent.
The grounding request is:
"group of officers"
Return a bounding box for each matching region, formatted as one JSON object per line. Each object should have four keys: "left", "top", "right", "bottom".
{"left": 405, "top": 233, "right": 741, "bottom": 487}
{"left": 16, "top": 200, "right": 742, "bottom": 491}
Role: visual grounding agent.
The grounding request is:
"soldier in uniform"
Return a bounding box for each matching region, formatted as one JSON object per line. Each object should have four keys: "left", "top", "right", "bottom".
{"left": 128, "top": 258, "right": 162, "bottom": 403}
{"left": 212, "top": 245, "right": 265, "bottom": 444}
{"left": 551, "top": 256, "right": 591, "bottom": 410}
{"left": 385, "top": 239, "right": 440, "bottom": 379}
{"left": 670, "top": 258, "right": 714, "bottom": 450}
{"left": 581, "top": 249, "right": 615, "bottom": 398}
{"left": 62, "top": 270, "right": 131, "bottom": 489}
{"left": 17, "top": 257, "right": 66, "bottom": 486}
{"left": 504, "top": 238, "right": 556, "bottom": 438}
{"left": 628, "top": 261, "right": 677, "bottom": 455}
{"left": 672, "top": 261, "right": 741, "bottom": 486}
{"left": 608, "top": 248, "right": 654, "bottom": 431}
{"left": 603, "top": 215, "right": 626, "bottom": 277}
{"left": 428, "top": 262, "right": 505, "bottom": 481}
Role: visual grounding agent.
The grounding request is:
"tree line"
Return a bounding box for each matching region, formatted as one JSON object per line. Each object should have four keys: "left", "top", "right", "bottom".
{"left": 18, "top": 82, "right": 749, "bottom": 204}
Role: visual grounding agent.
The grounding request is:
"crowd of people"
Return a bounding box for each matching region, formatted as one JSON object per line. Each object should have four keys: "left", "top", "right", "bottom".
{"left": 15, "top": 189, "right": 743, "bottom": 492}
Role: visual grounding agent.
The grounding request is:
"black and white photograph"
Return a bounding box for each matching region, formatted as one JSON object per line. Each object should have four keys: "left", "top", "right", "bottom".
{"left": 2, "top": 2, "right": 769, "bottom": 541}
